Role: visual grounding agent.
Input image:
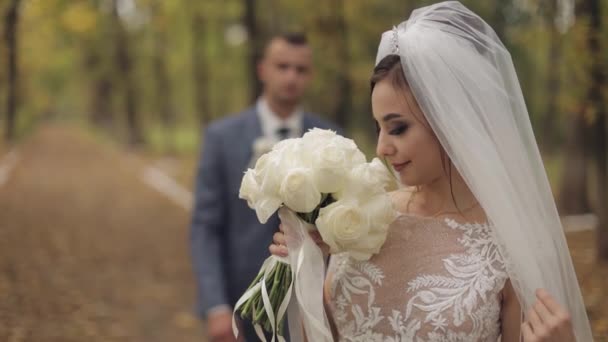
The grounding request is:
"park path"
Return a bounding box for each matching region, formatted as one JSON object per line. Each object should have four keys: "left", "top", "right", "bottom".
{"left": 0, "top": 124, "right": 204, "bottom": 342}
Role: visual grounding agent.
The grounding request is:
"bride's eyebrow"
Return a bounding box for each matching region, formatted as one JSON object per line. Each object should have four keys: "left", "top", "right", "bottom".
{"left": 383, "top": 113, "right": 403, "bottom": 122}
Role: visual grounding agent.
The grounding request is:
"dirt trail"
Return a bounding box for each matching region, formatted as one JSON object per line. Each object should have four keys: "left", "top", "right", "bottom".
{"left": 0, "top": 125, "right": 204, "bottom": 342}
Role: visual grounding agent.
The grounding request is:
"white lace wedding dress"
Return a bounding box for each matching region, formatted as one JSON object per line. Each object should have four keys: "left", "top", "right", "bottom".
{"left": 326, "top": 214, "right": 509, "bottom": 342}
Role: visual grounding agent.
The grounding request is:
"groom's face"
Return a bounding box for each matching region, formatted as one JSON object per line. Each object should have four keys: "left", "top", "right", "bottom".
{"left": 258, "top": 38, "right": 313, "bottom": 107}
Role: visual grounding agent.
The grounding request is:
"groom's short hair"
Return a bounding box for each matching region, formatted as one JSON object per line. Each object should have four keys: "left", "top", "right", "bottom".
{"left": 261, "top": 32, "right": 310, "bottom": 59}
{"left": 278, "top": 32, "right": 308, "bottom": 46}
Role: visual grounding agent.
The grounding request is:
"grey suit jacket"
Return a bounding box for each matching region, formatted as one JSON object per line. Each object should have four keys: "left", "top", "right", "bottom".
{"left": 190, "top": 106, "right": 341, "bottom": 318}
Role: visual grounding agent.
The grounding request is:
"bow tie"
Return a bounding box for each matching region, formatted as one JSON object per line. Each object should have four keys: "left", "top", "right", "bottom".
{"left": 276, "top": 127, "right": 291, "bottom": 140}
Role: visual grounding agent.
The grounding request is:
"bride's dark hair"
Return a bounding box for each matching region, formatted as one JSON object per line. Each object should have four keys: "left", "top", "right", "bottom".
{"left": 370, "top": 54, "right": 407, "bottom": 93}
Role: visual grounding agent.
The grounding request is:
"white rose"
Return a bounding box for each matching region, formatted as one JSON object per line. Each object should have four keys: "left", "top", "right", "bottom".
{"left": 348, "top": 158, "right": 397, "bottom": 195}
{"left": 311, "top": 143, "right": 348, "bottom": 193}
{"left": 272, "top": 137, "right": 300, "bottom": 155}
{"left": 254, "top": 153, "right": 282, "bottom": 197}
{"left": 274, "top": 139, "right": 305, "bottom": 170}
{"left": 242, "top": 154, "right": 284, "bottom": 223}
{"left": 254, "top": 196, "right": 283, "bottom": 224}
{"left": 239, "top": 168, "right": 260, "bottom": 208}
{"left": 361, "top": 194, "right": 398, "bottom": 229}
{"left": 254, "top": 153, "right": 270, "bottom": 173}
{"left": 302, "top": 137, "right": 365, "bottom": 195}
{"left": 335, "top": 136, "right": 367, "bottom": 167}
{"left": 335, "top": 158, "right": 398, "bottom": 200}
{"left": 346, "top": 231, "right": 389, "bottom": 261}
{"left": 279, "top": 167, "right": 321, "bottom": 213}
{"left": 367, "top": 158, "right": 399, "bottom": 192}
{"left": 254, "top": 141, "right": 302, "bottom": 197}
{"left": 316, "top": 200, "right": 370, "bottom": 253}
{"left": 300, "top": 130, "right": 334, "bottom": 168}
{"left": 302, "top": 128, "right": 337, "bottom": 146}
{"left": 303, "top": 130, "right": 365, "bottom": 168}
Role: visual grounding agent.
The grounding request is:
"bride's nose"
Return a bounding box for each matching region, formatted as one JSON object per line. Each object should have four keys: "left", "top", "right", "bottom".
{"left": 376, "top": 134, "right": 396, "bottom": 157}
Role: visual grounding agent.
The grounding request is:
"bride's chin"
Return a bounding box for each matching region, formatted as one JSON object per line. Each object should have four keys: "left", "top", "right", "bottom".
{"left": 399, "top": 174, "right": 414, "bottom": 187}
{"left": 399, "top": 172, "right": 423, "bottom": 188}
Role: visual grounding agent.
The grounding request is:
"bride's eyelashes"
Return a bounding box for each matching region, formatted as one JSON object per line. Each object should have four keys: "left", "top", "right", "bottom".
{"left": 375, "top": 121, "right": 409, "bottom": 136}
{"left": 389, "top": 123, "right": 408, "bottom": 135}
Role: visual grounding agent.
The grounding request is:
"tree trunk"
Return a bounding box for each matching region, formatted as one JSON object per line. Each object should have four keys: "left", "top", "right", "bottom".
{"left": 595, "top": 111, "right": 608, "bottom": 260}
{"left": 558, "top": 113, "right": 591, "bottom": 214}
{"left": 557, "top": 0, "right": 587, "bottom": 211}
{"left": 331, "top": 0, "right": 352, "bottom": 130}
{"left": 243, "top": 0, "right": 262, "bottom": 102}
{"left": 191, "top": 8, "right": 211, "bottom": 128}
{"left": 83, "top": 46, "right": 114, "bottom": 130}
{"left": 584, "top": 0, "right": 608, "bottom": 260}
{"left": 152, "top": 1, "right": 174, "bottom": 153}
{"left": 4, "top": 0, "right": 20, "bottom": 142}
{"left": 113, "top": 0, "right": 143, "bottom": 146}
{"left": 541, "top": 0, "right": 562, "bottom": 153}
{"left": 91, "top": 76, "right": 113, "bottom": 130}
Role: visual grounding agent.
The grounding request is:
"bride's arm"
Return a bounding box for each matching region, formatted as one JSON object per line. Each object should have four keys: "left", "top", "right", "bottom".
{"left": 501, "top": 280, "right": 576, "bottom": 342}
{"left": 324, "top": 269, "right": 340, "bottom": 341}
{"left": 501, "top": 280, "right": 522, "bottom": 342}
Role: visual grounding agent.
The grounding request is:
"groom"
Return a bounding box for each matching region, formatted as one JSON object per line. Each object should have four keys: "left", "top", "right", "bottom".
{"left": 190, "top": 32, "right": 340, "bottom": 341}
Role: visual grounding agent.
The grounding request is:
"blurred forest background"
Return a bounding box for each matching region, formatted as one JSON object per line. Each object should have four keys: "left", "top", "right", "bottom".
{"left": 0, "top": 0, "right": 607, "bottom": 340}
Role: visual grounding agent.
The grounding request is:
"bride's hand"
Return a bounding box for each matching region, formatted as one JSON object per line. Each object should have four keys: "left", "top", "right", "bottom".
{"left": 268, "top": 224, "right": 330, "bottom": 258}
{"left": 268, "top": 224, "right": 289, "bottom": 257}
{"left": 522, "top": 289, "right": 575, "bottom": 342}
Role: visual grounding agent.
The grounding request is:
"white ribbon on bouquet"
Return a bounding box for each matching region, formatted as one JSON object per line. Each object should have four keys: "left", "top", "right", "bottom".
{"left": 232, "top": 207, "right": 333, "bottom": 342}
{"left": 280, "top": 207, "right": 333, "bottom": 342}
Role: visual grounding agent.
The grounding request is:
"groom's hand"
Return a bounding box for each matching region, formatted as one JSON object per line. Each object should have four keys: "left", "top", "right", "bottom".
{"left": 522, "top": 288, "right": 575, "bottom": 342}
{"left": 207, "top": 310, "right": 241, "bottom": 342}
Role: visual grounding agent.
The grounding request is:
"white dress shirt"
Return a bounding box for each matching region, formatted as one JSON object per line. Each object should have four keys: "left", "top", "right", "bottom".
{"left": 256, "top": 97, "right": 303, "bottom": 141}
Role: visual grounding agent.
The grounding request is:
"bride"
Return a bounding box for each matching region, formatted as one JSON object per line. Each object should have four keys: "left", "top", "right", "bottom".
{"left": 270, "top": 1, "right": 593, "bottom": 341}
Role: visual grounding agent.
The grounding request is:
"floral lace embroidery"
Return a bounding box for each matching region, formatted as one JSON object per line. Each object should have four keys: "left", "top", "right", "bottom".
{"left": 329, "top": 219, "right": 508, "bottom": 341}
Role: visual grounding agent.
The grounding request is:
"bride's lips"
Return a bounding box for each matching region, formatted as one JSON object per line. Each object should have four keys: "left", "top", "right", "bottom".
{"left": 392, "top": 161, "right": 411, "bottom": 172}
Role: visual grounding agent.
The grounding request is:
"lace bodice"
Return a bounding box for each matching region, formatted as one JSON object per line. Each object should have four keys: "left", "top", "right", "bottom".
{"left": 326, "top": 214, "right": 508, "bottom": 342}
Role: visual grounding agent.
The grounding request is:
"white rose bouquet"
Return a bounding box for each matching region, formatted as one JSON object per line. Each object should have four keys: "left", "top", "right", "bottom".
{"left": 233, "top": 128, "right": 397, "bottom": 341}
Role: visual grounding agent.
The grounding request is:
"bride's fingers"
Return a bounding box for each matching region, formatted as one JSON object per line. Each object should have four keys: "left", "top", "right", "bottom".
{"left": 536, "top": 288, "right": 570, "bottom": 322}
{"left": 526, "top": 306, "right": 545, "bottom": 335}
{"left": 535, "top": 288, "right": 573, "bottom": 334}
{"left": 273, "top": 232, "right": 286, "bottom": 245}
{"left": 521, "top": 321, "right": 536, "bottom": 341}
{"left": 268, "top": 243, "right": 288, "bottom": 257}
{"left": 531, "top": 297, "right": 551, "bottom": 326}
